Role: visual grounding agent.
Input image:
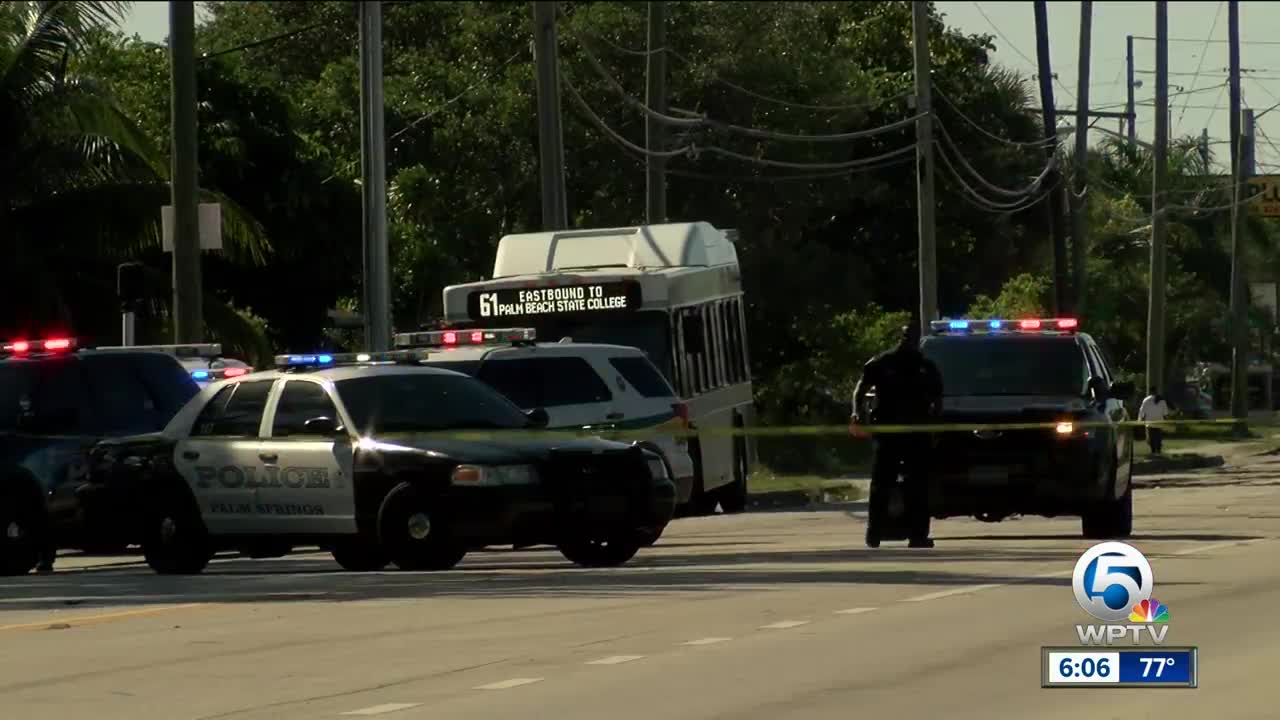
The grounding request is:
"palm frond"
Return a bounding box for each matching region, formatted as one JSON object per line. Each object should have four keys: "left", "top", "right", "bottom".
{"left": 10, "top": 181, "right": 273, "bottom": 264}
{"left": 1, "top": 1, "right": 130, "bottom": 106}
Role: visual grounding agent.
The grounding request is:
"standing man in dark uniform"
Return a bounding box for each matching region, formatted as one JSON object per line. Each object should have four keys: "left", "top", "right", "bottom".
{"left": 851, "top": 322, "right": 944, "bottom": 549}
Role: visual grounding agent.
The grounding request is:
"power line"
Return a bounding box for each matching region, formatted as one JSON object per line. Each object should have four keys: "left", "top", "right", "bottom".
{"left": 933, "top": 117, "right": 1056, "bottom": 197}
{"left": 932, "top": 84, "right": 1060, "bottom": 148}
{"left": 570, "top": 22, "right": 910, "bottom": 113}
{"left": 972, "top": 1, "right": 1075, "bottom": 102}
{"left": 1131, "top": 36, "right": 1280, "bottom": 45}
{"left": 199, "top": 19, "right": 337, "bottom": 61}
{"left": 1175, "top": 0, "right": 1225, "bottom": 132}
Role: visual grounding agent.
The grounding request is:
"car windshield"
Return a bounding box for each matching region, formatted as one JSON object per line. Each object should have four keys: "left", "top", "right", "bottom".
{"left": 921, "top": 336, "right": 1088, "bottom": 397}
{"left": 334, "top": 373, "right": 532, "bottom": 434}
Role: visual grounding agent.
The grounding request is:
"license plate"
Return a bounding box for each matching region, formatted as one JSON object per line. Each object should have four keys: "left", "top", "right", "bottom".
{"left": 968, "top": 466, "right": 1009, "bottom": 484}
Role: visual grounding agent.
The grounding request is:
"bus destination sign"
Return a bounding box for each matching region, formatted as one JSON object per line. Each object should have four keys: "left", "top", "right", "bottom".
{"left": 468, "top": 281, "right": 641, "bottom": 320}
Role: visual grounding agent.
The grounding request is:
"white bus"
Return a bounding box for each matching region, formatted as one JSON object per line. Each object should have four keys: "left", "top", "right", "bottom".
{"left": 441, "top": 222, "right": 755, "bottom": 515}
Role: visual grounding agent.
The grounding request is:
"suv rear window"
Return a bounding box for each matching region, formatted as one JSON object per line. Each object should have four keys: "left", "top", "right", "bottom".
{"left": 609, "top": 356, "right": 675, "bottom": 398}
{"left": 921, "top": 336, "right": 1089, "bottom": 397}
{"left": 476, "top": 357, "right": 612, "bottom": 408}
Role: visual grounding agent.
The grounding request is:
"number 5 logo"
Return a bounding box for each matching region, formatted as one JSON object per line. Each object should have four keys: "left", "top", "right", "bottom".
{"left": 1072, "top": 541, "right": 1154, "bottom": 623}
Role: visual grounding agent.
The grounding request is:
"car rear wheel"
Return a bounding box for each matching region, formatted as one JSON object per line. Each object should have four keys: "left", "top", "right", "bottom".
{"left": 718, "top": 436, "right": 749, "bottom": 514}
{"left": 379, "top": 487, "right": 466, "bottom": 571}
{"left": 0, "top": 498, "right": 41, "bottom": 576}
{"left": 142, "top": 492, "right": 212, "bottom": 575}
{"left": 559, "top": 536, "right": 641, "bottom": 567}
{"left": 331, "top": 538, "right": 390, "bottom": 572}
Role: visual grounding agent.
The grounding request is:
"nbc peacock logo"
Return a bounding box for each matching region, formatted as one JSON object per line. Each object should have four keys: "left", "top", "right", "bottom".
{"left": 1130, "top": 599, "right": 1170, "bottom": 624}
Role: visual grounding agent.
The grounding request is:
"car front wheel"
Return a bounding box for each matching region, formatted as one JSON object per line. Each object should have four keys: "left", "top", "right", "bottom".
{"left": 1081, "top": 458, "right": 1133, "bottom": 539}
{"left": 379, "top": 487, "right": 466, "bottom": 571}
{"left": 559, "top": 536, "right": 641, "bottom": 567}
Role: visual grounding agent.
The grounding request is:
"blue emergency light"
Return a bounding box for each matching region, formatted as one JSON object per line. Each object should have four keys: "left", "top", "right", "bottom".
{"left": 274, "top": 350, "right": 429, "bottom": 369}
{"left": 930, "top": 318, "right": 1079, "bottom": 335}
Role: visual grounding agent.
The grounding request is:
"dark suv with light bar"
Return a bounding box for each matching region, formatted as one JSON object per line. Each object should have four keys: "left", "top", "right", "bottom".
{"left": 918, "top": 318, "right": 1136, "bottom": 539}
{"left": 86, "top": 349, "right": 677, "bottom": 574}
{"left": 0, "top": 337, "right": 204, "bottom": 574}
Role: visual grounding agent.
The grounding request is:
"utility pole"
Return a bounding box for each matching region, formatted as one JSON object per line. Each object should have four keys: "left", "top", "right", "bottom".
{"left": 644, "top": 1, "right": 667, "bottom": 224}
{"left": 169, "top": 1, "right": 202, "bottom": 343}
{"left": 1228, "top": 0, "right": 1249, "bottom": 429}
{"left": 1199, "top": 128, "right": 1210, "bottom": 167}
{"left": 532, "top": 1, "right": 569, "bottom": 230}
{"left": 358, "top": 0, "right": 391, "bottom": 351}
{"left": 1072, "top": 1, "right": 1093, "bottom": 318}
{"left": 911, "top": 1, "right": 937, "bottom": 337}
{"left": 1034, "top": 1, "right": 1069, "bottom": 315}
{"left": 1147, "top": 1, "right": 1169, "bottom": 398}
{"left": 1126, "top": 35, "right": 1137, "bottom": 148}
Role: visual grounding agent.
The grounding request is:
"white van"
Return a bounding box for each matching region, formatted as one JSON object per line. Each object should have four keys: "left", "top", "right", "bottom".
{"left": 395, "top": 329, "right": 697, "bottom": 514}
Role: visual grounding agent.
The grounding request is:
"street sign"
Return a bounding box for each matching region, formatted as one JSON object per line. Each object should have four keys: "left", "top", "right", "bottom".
{"left": 1245, "top": 176, "right": 1280, "bottom": 217}
{"left": 161, "top": 202, "right": 223, "bottom": 250}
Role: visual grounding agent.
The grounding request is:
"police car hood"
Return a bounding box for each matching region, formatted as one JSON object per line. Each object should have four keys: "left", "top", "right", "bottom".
{"left": 365, "top": 434, "right": 634, "bottom": 463}
{"left": 940, "top": 395, "right": 1089, "bottom": 420}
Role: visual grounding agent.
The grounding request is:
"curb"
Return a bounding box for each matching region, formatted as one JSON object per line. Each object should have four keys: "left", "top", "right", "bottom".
{"left": 1132, "top": 454, "right": 1225, "bottom": 476}
{"left": 747, "top": 481, "right": 864, "bottom": 510}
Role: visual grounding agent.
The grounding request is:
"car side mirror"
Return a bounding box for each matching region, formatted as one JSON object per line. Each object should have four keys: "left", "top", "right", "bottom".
{"left": 1087, "top": 376, "right": 1109, "bottom": 402}
{"left": 303, "top": 416, "right": 342, "bottom": 436}
{"left": 525, "top": 407, "right": 549, "bottom": 429}
{"left": 1109, "top": 380, "right": 1135, "bottom": 401}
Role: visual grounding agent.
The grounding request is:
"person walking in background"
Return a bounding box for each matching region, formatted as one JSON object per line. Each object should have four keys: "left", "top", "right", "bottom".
{"left": 1138, "top": 387, "right": 1169, "bottom": 455}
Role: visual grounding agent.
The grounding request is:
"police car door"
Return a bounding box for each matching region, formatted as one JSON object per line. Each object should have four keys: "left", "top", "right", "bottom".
{"left": 175, "top": 379, "right": 274, "bottom": 534}
{"left": 1086, "top": 342, "right": 1133, "bottom": 483}
{"left": 254, "top": 378, "right": 355, "bottom": 534}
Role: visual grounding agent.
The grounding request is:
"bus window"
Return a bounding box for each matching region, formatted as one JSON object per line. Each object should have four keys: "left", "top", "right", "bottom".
{"left": 723, "top": 299, "right": 740, "bottom": 383}
{"left": 709, "top": 302, "right": 725, "bottom": 389}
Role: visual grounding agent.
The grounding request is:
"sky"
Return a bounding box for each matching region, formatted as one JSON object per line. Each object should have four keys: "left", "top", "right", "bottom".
{"left": 120, "top": 1, "right": 1280, "bottom": 171}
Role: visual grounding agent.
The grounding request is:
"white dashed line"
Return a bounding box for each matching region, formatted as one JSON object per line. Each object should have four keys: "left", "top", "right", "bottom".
{"left": 1172, "top": 541, "right": 1239, "bottom": 556}
{"left": 834, "top": 607, "right": 877, "bottom": 615}
{"left": 340, "top": 703, "right": 422, "bottom": 716}
{"left": 682, "top": 637, "right": 732, "bottom": 646}
{"left": 586, "top": 655, "right": 644, "bottom": 665}
{"left": 901, "top": 584, "right": 1003, "bottom": 602}
{"left": 473, "top": 678, "right": 544, "bottom": 690}
{"left": 759, "top": 620, "right": 810, "bottom": 629}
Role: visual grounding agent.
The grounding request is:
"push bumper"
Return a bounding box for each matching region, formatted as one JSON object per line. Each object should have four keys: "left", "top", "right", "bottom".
{"left": 928, "top": 440, "right": 1108, "bottom": 517}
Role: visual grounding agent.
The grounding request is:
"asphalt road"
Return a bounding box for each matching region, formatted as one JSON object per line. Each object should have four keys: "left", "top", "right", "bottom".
{"left": 2, "top": 455, "right": 1278, "bottom": 720}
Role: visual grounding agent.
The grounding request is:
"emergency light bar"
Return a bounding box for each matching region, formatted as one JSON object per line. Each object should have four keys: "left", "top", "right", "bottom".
{"left": 192, "top": 367, "right": 251, "bottom": 381}
{"left": 930, "top": 318, "right": 1079, "bottom": 334}
{"left": 2, "top": 337, "right": 78, "bottom": 354}
{"left": 94, "top": 343, "right": 222, "bottom": 358}
{"left": 274, "top": 350, "right": 430, "bottom": 369}
{"left": 393, "top": 327, "right": 536, "bottom": 348}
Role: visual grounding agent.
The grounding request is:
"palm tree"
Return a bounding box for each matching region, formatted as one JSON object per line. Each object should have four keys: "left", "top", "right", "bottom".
{"left": 0, "top": 0, "right": 271, "bottom": 361}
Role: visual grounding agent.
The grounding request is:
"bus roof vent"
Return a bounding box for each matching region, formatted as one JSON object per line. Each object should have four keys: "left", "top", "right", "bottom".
{"left": 491, "top": 222, "right": 738, "bottom": 277}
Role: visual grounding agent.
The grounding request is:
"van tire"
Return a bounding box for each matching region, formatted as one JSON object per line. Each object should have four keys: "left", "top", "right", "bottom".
{"left": 0, "top": 495, "right": 41, "bottom": 576}
{"left": 718, "top": 436, "right": 750, "bottom": 514}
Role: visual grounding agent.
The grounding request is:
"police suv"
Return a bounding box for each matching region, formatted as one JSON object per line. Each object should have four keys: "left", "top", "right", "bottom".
{"left": 398, "top": 327, "right": 696, "bottom": 513}
{"left": 86, "top": 350, "right": 678, "bottom": 574}
{"left": 0, "top": 338, "right": 205, "bottom": 573}
{"left": 920, "top": 318, "right": 1136, "bottom": 539}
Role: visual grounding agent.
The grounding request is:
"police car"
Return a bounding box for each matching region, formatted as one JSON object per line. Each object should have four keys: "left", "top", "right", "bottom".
{"left": 0, "top": 338, "right": 203, "bottom": 573}
{"left": 86, "top": 350, "right": 678, "bottom": 574}
{"left": 920, "top": 318, "right": 1136, "bottom": 538}
{"left": 397, "top": 327, "right": 696, "bottom": 517}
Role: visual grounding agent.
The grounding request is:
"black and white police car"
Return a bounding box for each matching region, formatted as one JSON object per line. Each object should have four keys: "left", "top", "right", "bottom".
{"left": 920, "top": 317, "right": 1136, "bottom": 538}
{"left": 87, "top": 350, "right": 677, "bottom": 574}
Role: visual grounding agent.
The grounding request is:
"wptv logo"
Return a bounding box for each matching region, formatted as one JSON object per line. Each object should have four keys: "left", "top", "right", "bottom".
{"left": 1072, "top": 541, "right": 1171, "bottom": 646}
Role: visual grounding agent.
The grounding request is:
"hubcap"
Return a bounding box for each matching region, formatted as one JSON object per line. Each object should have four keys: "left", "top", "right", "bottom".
{"left": 5, "top": 520, "right": 20, "bottom": 540}
{"left": 160, "top": 517, "right": 177, "bottom": 544}
{"left": 407, "top": 512, "right": 431, "bottom": 541}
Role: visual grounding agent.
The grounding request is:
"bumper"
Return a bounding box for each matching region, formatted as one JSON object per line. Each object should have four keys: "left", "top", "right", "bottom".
{"left": 927, "top": 438, "right": 1109, "bottom": 517}
{"left": 442, "top": 479, "right": 677, "bottom": 547}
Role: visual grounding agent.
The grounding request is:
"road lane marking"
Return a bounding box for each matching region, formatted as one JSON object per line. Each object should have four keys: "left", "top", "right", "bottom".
{"left": 474, "top": 678, "right": 543, "bottom": 690}
{"left": 834, "top": 607, "right": 877, "bottom": 615}
{"left": 0, "top": 603, "right": 207, "bottom": 632}
{"left": 682, "top": 637, "right": 731, "bottom": 646}
{"left": 759, "top": 620, "right": 810, "bottom": 629}
{"left": 1172, "top": 541, "right": 1239, "bottom": 556}
{"left": 901, "top": 584, "right": 1003, "bottom": 602}
{"left": 586, "top": 655, "right": 644, "bottom": 665}
{"left": 340, "top": 703, "right": 422, "bottom": 716}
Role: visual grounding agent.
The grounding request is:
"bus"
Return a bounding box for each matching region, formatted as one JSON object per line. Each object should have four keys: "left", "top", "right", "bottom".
{"left": 441, "top": 222, "right": 755, "bottom": 515}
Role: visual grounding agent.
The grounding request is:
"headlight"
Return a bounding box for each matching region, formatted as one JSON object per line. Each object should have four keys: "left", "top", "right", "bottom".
{"left": 646, "top": 456, "right": 669, "bottom": 480}
{"left": 451, "top": 464, "right": 538, "bottom": 486}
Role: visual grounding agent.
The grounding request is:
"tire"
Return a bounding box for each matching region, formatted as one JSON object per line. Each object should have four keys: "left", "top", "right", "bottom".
{"left": 379, "top": 487, "right": 466, "bottom": 571}
{"left": 1081, "top": 458, "right": 1134, "bottom": 540}
{"left": 718, "top": 436, "right": 749, "bottom": 514}
{"left": 142, "top": 491, "right": 212, "bottom": 575}
{"left": 558, "top": 537, "right": 641, "bottom": 568}
{"left": 684, "top": 437, "right": 719, "bottom": 516}
{"left": 635, "top": 525, "right": 666, "bottom": 547}
{"left": 331, "top": 538, "right": 390, "bottom": 572}
{"left": 0, "top": 498, "right": 41, "bottom": 576}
